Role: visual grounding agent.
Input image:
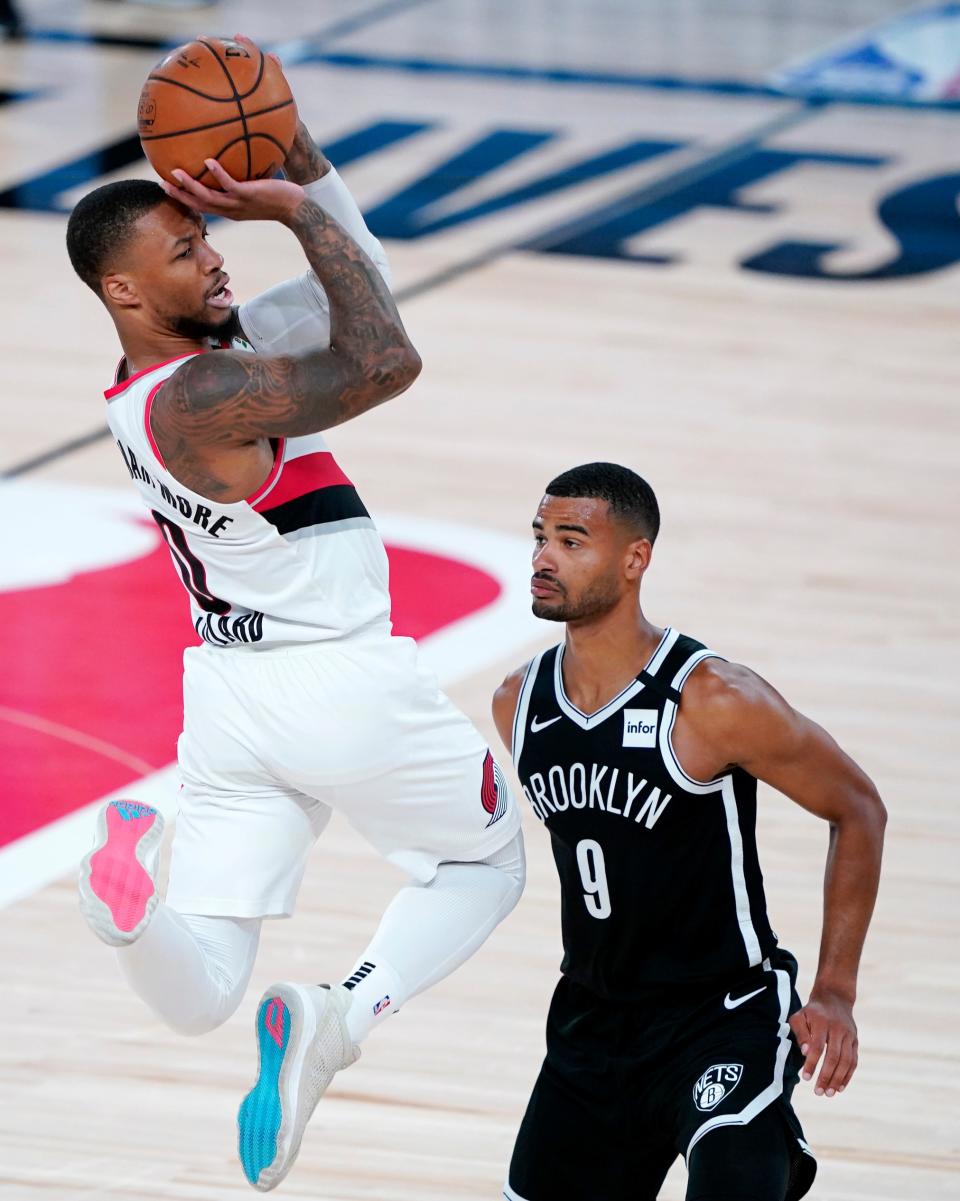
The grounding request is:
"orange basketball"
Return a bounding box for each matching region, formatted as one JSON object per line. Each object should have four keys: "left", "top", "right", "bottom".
{"left": 138, "top": 37, "right": 297, "bottom": 187}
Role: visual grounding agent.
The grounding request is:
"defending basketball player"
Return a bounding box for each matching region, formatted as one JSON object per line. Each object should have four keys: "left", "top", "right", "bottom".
{"left": 493, "top": 463, "right": 886, "bottom": 1201}
{"left": 66, "top": 54, "right": 525, "bottom": 1193}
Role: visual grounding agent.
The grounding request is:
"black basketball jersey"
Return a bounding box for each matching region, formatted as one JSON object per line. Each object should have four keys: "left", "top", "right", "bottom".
{"left": 513, "top": 628, "right": 779, "bottom": 999}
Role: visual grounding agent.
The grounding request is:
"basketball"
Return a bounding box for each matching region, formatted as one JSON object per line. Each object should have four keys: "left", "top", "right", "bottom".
{"left": 138, "top": 37, "right": 297, "bottom": 186}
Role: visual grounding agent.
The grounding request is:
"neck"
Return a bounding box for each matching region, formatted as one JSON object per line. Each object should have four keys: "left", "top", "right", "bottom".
{"left": 118, "top": 329, "right": 208, "bottom": 377}
{"left": 563, "top": 599, "right": 662, "bottom": 679}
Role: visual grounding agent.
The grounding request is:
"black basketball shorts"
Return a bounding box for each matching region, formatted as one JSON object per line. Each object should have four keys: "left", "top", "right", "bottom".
{"left": 505, "top": 952, "right": 817, "bottom": 1201}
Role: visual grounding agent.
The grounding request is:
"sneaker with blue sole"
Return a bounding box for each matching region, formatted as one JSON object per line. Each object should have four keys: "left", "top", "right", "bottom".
{"left": 238, "top": 982, "right": 360, "bottom": 1192}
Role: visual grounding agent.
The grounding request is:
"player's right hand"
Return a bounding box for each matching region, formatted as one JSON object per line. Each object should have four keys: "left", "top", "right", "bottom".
{"left": 789, "top": 989, "right": 859, "bottom": 1098}
{"left": 161, "top": 158, "right": 306, "bottom": 224}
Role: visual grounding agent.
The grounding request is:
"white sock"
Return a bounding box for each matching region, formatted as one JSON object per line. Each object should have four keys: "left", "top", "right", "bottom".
{"left": 341, "top": 832, "right": 525, "bottom": 1044}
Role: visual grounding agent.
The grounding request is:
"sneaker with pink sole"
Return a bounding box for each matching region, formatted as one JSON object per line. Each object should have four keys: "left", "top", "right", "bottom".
{"left": 79, "top": 800, "right": 164, "bottom": 946}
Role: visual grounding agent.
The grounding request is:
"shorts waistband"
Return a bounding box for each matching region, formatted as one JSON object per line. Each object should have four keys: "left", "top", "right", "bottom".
{"left": 194, "top": 621, "right": 394, "bottom": 657}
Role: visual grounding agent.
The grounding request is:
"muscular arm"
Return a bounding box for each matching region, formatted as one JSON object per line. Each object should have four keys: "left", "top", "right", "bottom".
{"left": 281, "top": 119, "right": 331, "bottom": 186}
{"left": 492, "top": 665, "right": 528, "bottom": 756}
{"left": 676, "top": 660, "right": 887, "bottom": 1097}
{"left": 154, "top": 194, "right": 419, "bottom": 456}
{"left": 227, "top": 123, "right": 395, "bottom": 359}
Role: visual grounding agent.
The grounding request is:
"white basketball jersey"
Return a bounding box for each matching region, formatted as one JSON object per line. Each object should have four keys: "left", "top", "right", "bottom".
{"left": 105, "top": 343, "right": 391, "bottom": 647}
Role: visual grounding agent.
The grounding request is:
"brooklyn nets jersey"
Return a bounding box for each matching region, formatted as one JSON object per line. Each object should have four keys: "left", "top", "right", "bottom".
{"left": 512, "top": 628, "right": 779, "bottom": 998}
{"left": 105, "top": 341, "right": 391, "bottom": 648}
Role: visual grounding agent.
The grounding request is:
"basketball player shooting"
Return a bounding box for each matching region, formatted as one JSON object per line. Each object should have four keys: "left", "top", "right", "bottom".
{"left": 493, "top": 463, "right": 887, "bottom": 1201}
{"left": 66, "top": 55, "right": 525, "bottom": 1193}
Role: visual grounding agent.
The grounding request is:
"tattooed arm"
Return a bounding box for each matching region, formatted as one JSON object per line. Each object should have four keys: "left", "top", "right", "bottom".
{"left": 232, "top": 123, "right": 394, "bottom": 356}
{"left": 153, "top": 159, "right": 420, "bottom": 452}
{"left": 281, "top": 119, "right": 331, "bottom": 186}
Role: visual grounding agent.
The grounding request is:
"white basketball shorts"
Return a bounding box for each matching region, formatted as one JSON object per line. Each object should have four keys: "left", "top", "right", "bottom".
{"left": 166, "top": 632, "right": 520, "bottom": 919}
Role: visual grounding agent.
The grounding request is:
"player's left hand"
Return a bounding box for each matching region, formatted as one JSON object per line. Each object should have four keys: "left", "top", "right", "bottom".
{"left": 162, "top": 158, "right": 305, "bottom": 223}
{"left": 789, "top": 989, "right": 858, "bottom": 1098}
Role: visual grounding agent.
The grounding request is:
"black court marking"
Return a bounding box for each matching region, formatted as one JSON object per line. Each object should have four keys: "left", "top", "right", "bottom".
{"left": 0, "top": 101, "right": 822, "bottom": 481}
{"left": 2, "top": 426, "right": 117, "bottom": 479}
{"left": 0, "top": 269, "right": 443, "bottom": 478}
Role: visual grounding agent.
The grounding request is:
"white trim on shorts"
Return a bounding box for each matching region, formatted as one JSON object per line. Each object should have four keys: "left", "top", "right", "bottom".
{"left": 684, "top": 959, "right": 792, "bottom": 1161}
{"left": 503, "top": 1183, "right": 532, "bottom": 1201}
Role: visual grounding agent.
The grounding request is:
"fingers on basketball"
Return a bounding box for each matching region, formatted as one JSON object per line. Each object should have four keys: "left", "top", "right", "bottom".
{"left": 138, "top": 36, "right": 297, "bottom": 187}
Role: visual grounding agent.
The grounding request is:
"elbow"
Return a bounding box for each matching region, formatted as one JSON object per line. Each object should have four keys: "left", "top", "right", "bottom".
{"left": 341, "top": 338, "right": 420, "bottom": 413}
{"left": 380, "top": 340, "right": 421, "bottom": 402}
{"left": 839, "top": 778, "right": 887, "bottom": 841}
{"left": 862, "top": 778, "right": 887, "bottom": 832}
{"left": 396, "top": 340, "right": 422, "bottom": 392}
{"left": 359, "top": 339, "right": 421, "bottom": 404}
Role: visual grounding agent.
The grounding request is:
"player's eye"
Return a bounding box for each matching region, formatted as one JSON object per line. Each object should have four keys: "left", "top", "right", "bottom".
{"left": 564, "top": 539, "right": 580, "bottom": 548}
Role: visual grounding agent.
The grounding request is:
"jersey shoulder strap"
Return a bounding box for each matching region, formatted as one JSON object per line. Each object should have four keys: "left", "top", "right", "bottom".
{"left": 637, "top": 631, "right": 722, "bottom": 704}
{"left": 510, "top": 645, "right": 559, "bottom": 765}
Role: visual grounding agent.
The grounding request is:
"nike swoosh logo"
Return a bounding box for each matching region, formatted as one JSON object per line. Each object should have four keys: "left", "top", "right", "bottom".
{"left": 530, "top": 715, "right": 562, "bottom": 733}
{"left": 723, "top": 985, "right": 766, "bottom": 1010}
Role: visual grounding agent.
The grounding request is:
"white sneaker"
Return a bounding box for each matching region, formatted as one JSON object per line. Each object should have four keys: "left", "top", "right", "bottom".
{"left": 237, "top": 983, "right": 360, "bottom": 1192}
{"left": 78, "top": 801, "right": 163, "bottom": 946}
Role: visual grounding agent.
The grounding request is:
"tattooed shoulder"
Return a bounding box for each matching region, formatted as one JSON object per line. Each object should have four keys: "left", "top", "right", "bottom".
{"left": 155, "top": 352, "right": 281, "bottom": 444}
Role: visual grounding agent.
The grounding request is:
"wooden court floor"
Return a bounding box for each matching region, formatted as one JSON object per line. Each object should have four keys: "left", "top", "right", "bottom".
{"left": 0, "top": 2, "right": 958, "bottom": 1197}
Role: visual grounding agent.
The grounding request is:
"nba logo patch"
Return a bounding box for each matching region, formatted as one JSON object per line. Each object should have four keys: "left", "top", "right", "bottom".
{"left": 623, "top": 709, "right": 658, "bottom": 748}
{"left": 693, "top": 1063, "right": 743, "bottom": 1112}
{"left": 373, "top": 995, "right": 391, "bottom": 1017}
{"left": 480, "top": 750, "right": 509, "bottom": 827}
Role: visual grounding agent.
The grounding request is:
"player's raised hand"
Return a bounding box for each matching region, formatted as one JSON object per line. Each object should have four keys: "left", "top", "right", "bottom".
{"left": 789, "top": 989, "right": 859, "bottom": 1098}
{"left": 161, "top": 159, "right": 305, "bottom": 224}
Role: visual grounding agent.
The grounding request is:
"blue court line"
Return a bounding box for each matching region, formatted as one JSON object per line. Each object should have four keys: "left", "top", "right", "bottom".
{"left": 19, "top": 29, "right": 960, "bottom": 113}
{"left": 522, "top": 102, "right": 821, "bottom": 256}
{"left": 395, "top": 101, "right": 821, "bottom": 299}
{"left": 288, "top": 50, "right": 960, "bottom": 113}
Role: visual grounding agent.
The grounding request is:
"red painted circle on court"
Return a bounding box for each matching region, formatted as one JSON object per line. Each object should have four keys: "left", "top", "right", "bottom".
{"left": 0, "top": 535, "right": 501, "bottom": 848}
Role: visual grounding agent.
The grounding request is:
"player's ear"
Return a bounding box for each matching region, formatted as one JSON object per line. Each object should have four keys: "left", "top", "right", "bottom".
{"left": 623, "top": 537, "right": 652, "bottom": 582}
{"left": 101, "top": 272, "right": 140, "bottom": 309}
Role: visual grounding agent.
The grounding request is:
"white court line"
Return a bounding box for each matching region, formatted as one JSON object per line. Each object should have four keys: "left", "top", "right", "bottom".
{"left": 0, "top": 511, "right": 542, "bottom": 911}
{"left": 0, "top": 705, "right": 156, "bottom": 775}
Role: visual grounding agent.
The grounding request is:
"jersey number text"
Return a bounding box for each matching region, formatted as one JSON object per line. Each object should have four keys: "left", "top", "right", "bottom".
{"left": 576, "top": 839, "right": 611, "bottom": 920}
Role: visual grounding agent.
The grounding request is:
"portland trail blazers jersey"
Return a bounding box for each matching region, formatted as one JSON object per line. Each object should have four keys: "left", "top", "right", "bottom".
{"left": 105, "top": 343, "right": 390, "bottom": 647}
{"left": 512, "top": 628, "right": 779, "bottom": 998}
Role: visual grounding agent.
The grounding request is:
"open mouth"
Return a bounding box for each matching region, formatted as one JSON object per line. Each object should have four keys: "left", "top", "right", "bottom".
{"left": 206, "top": 277, "right": 233, "bottom": 309}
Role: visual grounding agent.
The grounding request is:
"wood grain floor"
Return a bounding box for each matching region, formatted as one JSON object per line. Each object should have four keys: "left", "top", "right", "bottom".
{"left": 1, "top": 2, "right": 958, "bottom": 1197}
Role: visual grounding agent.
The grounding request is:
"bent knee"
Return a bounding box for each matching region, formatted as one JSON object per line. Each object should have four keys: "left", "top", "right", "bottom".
{"left": 162, "top": 1007, "right": 230, "bottom": 1037}
{"left": 156, "top": 987, "right": 244, "bottom": 1037}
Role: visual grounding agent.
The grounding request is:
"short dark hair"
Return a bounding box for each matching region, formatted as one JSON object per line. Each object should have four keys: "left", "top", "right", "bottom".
{"left": 66, "top": 179, "right": 169, "bottom": 294}
{"left": 545, "top": 462, "right": 660, "bottom": 543}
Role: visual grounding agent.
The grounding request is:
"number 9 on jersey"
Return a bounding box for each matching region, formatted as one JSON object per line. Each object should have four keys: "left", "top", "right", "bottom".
{"left": 576, "top": 839, "right": 611, "bottom": 920}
